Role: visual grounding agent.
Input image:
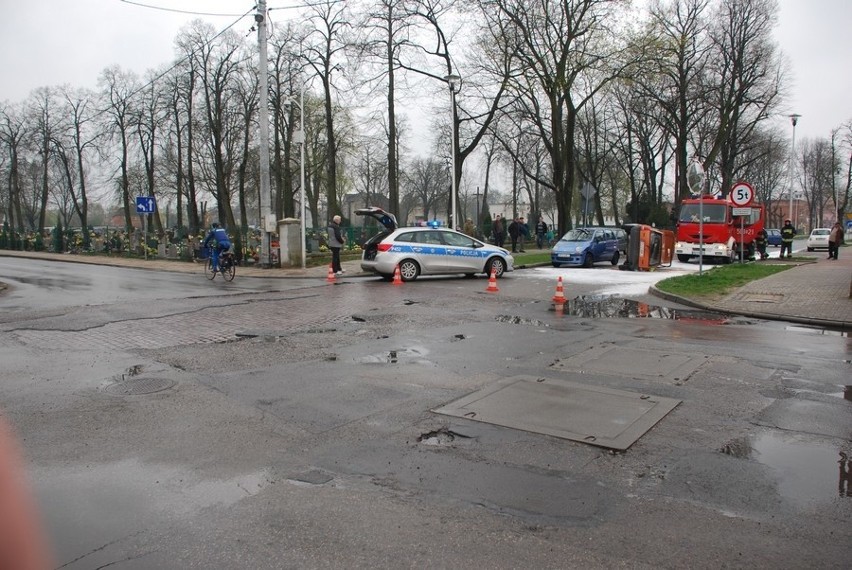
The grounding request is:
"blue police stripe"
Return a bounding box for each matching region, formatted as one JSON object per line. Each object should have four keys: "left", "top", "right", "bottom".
{"left": 389, "top": 244, "right": 501, "bottom": 259}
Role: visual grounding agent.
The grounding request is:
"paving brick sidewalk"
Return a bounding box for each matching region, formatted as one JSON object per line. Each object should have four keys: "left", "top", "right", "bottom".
{"left": 654, "top": 253, "right": 852, "bottom": 331}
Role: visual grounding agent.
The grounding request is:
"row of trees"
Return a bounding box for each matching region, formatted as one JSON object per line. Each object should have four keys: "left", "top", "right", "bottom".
{"left": 1, "top": 0, "right": 850, "bottom": 255}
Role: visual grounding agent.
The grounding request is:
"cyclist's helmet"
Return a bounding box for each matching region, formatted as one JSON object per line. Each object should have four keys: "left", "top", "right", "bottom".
{"left": 211, "top": 222, "right": 220, "bottom": 229}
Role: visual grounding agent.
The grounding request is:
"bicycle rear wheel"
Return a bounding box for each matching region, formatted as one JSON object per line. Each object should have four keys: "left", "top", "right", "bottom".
{"left": 222, "top": 258, "right": 235, "bottom": 281}
{"left": 205, "top": 257, "right": 216, "bottom": 280}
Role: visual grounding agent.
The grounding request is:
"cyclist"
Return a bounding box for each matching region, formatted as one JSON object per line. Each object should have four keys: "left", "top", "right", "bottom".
{"left": 203, "top": 222, "right": 231, "bottom": 273}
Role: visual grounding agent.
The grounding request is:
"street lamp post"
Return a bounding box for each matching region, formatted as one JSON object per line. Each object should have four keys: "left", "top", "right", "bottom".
{"left": 443, "top": 74, "right": 460, "bottom": 229}
{"left": 687, "top": 158, "right": 706, "bottom": 276}
{"left": 788, "top": 114, "right": 800, "bottom": 226}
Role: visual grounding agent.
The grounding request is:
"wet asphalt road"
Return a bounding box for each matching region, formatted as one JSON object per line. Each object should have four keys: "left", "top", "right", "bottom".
{"left": 0, "top": 258, "right": 850, "bottom": 569}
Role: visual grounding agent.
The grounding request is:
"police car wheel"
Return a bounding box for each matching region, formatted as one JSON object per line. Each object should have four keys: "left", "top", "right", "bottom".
{"left": 399, "top": 259, "right": 420, "bottom": 281}
{"left": 486, "top": 258, "right": 505, "bottom": 278}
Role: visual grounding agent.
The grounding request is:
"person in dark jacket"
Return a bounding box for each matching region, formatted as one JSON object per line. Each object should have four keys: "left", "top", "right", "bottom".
{"left": 755, "top": 228, "right": 768, "bottom": 260}
{"left": 508, "top": 217, "right": 525, "bottom": 253}
{"left": 492, "top": 215, "right": 505, "bottom": 248}
{"left": 535, "top": 217, "right": 548, "bottom": 249}
{"left": 203, "top": 222, "right": 231, "bottom": 272}
{"left": 780, "top": 219, "right": 795, "bottom": 258}
{"left": 327, "top": 215, "right": 345, "bottom": 274}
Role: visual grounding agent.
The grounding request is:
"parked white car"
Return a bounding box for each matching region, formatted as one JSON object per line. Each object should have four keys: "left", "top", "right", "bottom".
{"left": 806, "top": 228, "right": 831, "bottom": 251}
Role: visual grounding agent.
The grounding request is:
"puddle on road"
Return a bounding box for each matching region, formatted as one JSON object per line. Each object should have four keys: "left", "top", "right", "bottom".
{"left": 356, "top": 346, "right": 434, "bottom": 366}
{"left": 784, "top": 324, "right": 849, "bottom": 337}
{"left": 554, "top": 295, "right": 731, "bottom": 324}
{"left": 721, "top": 432, "right": 852, "bottom": 505}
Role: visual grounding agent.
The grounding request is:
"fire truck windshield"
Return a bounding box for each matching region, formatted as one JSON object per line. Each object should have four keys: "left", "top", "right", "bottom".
{"left": 678, "top": 204, "right": 727, "bottom": 224}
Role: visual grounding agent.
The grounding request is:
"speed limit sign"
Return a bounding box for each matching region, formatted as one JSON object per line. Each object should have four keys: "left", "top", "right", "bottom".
{"left": 730, "top": 182, "right": 754, "bottom": 206}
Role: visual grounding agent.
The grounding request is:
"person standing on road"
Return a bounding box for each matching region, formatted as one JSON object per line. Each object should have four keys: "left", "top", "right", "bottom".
{"left": 328, "top": 215, "right": 345, "bottom": 275}
{"left": 780, "top": 219, "right": 795, "bottom": 259}
{"left": 755, "top": 228, "right": 768, "bottom": 260}
{"left": 828, "top": 221, "right": 842, "bottom": 260}
{"left": 508, "top": 217, "right": 520, "bottom": 252}
{"left": 492, "top": 215, "right": 505, "bottom": 248}
{"left": 203, "top": 222, "right": 231, "bottom": 273}
{"left": 535, "top": 217, "right": 548, "bottom": 249}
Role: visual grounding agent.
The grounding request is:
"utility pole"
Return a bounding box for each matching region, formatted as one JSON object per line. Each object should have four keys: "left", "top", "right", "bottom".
{"left": 256, "top": 1, "right": 273, "bottom": 267}
{"left": 788, "top": 114, "right": 800, "bottom": 228}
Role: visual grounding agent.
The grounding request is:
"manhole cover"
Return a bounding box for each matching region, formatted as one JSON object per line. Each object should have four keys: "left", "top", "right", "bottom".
{"left": 105, "top": 377, "right": 176, "bottom": 396}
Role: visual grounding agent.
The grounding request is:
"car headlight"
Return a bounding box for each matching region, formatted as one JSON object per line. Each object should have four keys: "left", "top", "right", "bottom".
{"left": 575, "top": 246, "right": 581, "bottom": 253}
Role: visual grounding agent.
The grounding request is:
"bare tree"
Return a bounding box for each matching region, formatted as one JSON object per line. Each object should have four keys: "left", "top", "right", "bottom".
{"left": 131, "top": 77, "right": 166, "bottom": 238}
{"left": 303, "top": 0, "right": 353, "bottom": 220}
{"left": 798, "top": 137, "right": 834, "bottom": 229}
{"left": 191, "top": 22, "right": 244, "bottom": 231}
{"left": 99, "top": 66, "right": 139, "bottom": 232}
{"left": 482, "top": 0, "right": 637, "bottom": 235}
{"left": 27, "top": 87, "right": 61, "bottom": 233}
{"left": 703, "top": 0, "right": 785, "bottom": 196}
{"left": 354, "top": 0, "right": 412, "bottom": 218}
{"left": 829, "top": 124, "right": 851, "bottom": 223}
{"left": 0, "top": 102, "right": 28, "bottom": 244}
{"left": 404, "top": 155, "right": 448, "bottom": 220}
{"left": 643, "top": 0, "right": 712, "bottom": 204}
{"left": 52, "top": 86, "right": 101, "bottom": 247}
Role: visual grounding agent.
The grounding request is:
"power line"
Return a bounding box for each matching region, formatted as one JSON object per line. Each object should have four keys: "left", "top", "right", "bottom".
{"left": 118, "top": 0, "right": 253, "bottom": 18}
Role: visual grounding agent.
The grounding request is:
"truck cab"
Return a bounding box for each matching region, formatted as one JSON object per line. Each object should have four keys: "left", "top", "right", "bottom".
{"left": 675, "top": 196, "right": 765, "bottom": 263}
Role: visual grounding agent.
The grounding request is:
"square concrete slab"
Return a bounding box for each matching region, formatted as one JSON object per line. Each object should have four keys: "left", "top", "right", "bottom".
{"left": 433, "top": 375, "right": 681, "bottom": 450}
{"left": 550, "top": 346, "right": 704, "bottom": 381}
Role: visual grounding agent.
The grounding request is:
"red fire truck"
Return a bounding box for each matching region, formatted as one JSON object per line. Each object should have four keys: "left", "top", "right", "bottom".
{"left": 674, "top": 194, "right": 765, "bottom": 264}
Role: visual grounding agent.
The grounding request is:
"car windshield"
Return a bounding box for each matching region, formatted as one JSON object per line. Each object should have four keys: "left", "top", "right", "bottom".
{"left": 811, "top": 229, "right": 830, "bottom": 236}
{"left": 560, "top": 229, "right": 592, "bottom": 241}
{"left": 678, "top": 204, "right": 727, "bottom": 223}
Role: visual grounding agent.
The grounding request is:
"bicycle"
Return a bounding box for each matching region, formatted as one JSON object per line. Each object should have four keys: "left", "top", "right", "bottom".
{"left": 206, "top": 250, "right": 236, "bottom": 281}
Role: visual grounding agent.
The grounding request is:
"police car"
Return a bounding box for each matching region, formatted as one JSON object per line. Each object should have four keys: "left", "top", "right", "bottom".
{"left": 356, "top": 207, "right": 515, "bottom": 282}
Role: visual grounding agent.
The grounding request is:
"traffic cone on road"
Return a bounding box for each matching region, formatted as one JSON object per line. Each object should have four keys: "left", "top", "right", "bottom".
{"left": 326, "top": 263, "right": 336, "bottom": 282}
{"left": 552, "top": 276, "right": 566, "bottom": 304}
{"left": 486, "top": 269, "right": 499, "bottom": 293}
{"left": 392, "top": 265, "right": 403, "bottom": 285}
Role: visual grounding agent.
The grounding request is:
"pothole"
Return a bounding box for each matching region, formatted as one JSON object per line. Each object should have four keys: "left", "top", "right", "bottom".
{"left": 104, "top": 377, "right": 176, "bottom": 396}
{"left": 417, "top": 428, "right": 471, "bottom": 446}
{"left": 495, "top": 315, "right": 547, "bottom": 326}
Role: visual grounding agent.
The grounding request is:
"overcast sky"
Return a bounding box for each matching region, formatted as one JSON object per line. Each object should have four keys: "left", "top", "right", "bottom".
{"left": 0, "top": 0, "right": 849, "bottom": 143}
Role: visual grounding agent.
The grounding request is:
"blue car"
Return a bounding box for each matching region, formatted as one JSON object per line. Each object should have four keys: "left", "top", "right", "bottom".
{"left": 766, "top": 228, "right": 782, "bottom": 247}
{"left": 551, "top": 227, "right": 621, "bottom": 268}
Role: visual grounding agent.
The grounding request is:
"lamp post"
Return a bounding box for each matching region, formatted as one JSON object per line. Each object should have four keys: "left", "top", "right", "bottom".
{"left": 788, "top": 114, "right": 800, "bottom": 226}
{"left": 443, "top": 74, "right": 460, "bottom": 229}
{"left": 687, "top": 158, "right": 706, "bottom": 276}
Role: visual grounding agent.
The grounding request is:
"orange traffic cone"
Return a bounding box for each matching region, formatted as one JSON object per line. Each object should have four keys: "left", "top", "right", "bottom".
{"left": 552, "top": 276, "right": 566, "bottom": 304}
{"left": 392, "top": 265, "right": 403, "bottom": 285}
{"left": 327, "top": 263, "right": 336, "bottom": 282}
{"left": 486, "top": 268, "right": 499, "bottom": 293}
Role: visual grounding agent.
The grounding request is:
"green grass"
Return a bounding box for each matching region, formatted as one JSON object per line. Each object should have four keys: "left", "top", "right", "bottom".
{"left": 655, "top": 262, "right": 795, "bottom": 298}
{"left": 511, "top": 249, "right": 551, "bottom": 265}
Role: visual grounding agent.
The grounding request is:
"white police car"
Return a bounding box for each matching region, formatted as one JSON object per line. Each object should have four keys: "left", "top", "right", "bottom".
{"left": 356, "top": 207, "right": 514, "bottom": 282}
